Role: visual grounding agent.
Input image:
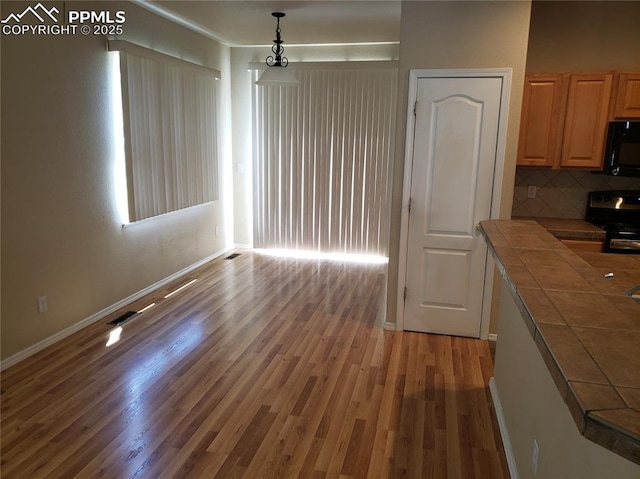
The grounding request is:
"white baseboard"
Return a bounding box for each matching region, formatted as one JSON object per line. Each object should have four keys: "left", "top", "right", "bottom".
{"left": 488, "top": 333, "right": 498, "bottom": 342}
{"left": 233, "top": 243, "right": 252, "bottom": 249}
{"left": 489, "top": 377, "right": 518, "bottom": 479}
{"left": 0, "top": 247, "right": 232, "bottom": 371}
{"left": 382, "top": 320, "right": 397, "bottom": 331}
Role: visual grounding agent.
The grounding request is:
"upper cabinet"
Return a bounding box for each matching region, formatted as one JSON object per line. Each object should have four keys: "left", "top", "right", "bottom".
{"left": 516, "top": 71, "right": 634, "bottom": 169}
{"left": 614, "top": 73, "right": 640, "bottom": 119}
{"left": 517, "top": 75, "right": 567, "bottom": 167}
{"left": 560, "top": 73, "right": 613, "bottom": 168}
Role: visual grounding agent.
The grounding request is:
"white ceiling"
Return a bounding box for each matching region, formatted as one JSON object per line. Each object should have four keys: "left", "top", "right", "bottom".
{"left": 140, "top": 1, "right": 402, "bottom": 46}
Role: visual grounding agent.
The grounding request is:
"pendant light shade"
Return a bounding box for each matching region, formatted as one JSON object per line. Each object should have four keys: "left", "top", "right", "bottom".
{"left": 256, "top": 12, "right": 298, "bottom": 87}
{"left": 255, "top": 65, "right": 299, "bottom": 86}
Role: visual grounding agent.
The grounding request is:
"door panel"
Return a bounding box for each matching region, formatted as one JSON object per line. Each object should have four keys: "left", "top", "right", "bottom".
{"left": 404, "top": 76, "right": 503, "bottom": 337}
{"left": 517, "top": 75, "right": 567, "bottom": 167}
{"left": 421, "top": 248, "right": 470, "bottom": 309}
{"left": 427, "top": 97, "right": 482, "bottom": 238}
{"left": 560, "top": 73, "right": 613, "bottom": 168}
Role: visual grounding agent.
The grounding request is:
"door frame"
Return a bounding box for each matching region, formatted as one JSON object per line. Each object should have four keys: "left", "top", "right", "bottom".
{"left": 396, "top": 68, "right": 512, "bottom": 338}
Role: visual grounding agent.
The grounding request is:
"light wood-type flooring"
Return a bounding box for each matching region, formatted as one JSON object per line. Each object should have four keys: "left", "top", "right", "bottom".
{"left": 1, "top": 251, "right": 509, "bottom": 478}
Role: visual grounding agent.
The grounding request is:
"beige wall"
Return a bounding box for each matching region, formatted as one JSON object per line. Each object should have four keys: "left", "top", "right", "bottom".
{"left": 1, "top": 1, "right": 233, "bottom": 360}
{"left": 386, "top": 1, "right": 532, "bottom": 329}
{"left": 526, "top": 1, "right": 640, "bottom": 73}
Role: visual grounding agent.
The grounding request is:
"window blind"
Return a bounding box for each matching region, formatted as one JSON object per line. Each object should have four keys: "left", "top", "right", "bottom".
{"left": 252, "top": 64, "right": 398, "bottom": 256}
{"left": 108, "top": 40, "right": 220, "bottom": 223}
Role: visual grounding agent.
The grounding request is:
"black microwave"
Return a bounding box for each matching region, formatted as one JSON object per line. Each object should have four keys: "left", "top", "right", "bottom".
{"left": 603, "top": 121, "right": 640, "bottom": 177}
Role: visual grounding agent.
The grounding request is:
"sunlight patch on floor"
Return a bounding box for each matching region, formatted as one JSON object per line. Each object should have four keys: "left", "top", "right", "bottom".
{"left": 255, "top": 248, "right": 388, "bottom": 265}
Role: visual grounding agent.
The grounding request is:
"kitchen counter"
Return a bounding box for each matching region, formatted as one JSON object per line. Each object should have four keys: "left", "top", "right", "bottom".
{"left": 513, "top": 217, "right": 606, "bottom": 240}
{"left": 479, "top": 219, "right": 640, "bottom": 466}
{"left": 533, "top": 217, "right": 606, "bottom": 240}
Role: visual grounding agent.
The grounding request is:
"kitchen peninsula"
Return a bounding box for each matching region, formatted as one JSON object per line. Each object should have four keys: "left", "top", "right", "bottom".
{"left": 480, "top": 219, "right": 640, "bottom": 478}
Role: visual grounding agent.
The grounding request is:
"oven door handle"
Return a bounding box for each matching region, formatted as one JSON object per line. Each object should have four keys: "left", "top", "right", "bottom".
{"left": 610, "top": 238, "right": 640, "bottom": 250}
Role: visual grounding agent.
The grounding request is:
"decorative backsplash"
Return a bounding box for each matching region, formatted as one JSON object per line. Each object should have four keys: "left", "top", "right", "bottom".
{"left": 512, "top": 168, "right": 640, "bottom": 219}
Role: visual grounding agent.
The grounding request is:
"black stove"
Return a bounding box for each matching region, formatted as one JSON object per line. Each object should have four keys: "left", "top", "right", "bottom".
{"left": 586, "top": 190, "right": 640, "bottom": 254}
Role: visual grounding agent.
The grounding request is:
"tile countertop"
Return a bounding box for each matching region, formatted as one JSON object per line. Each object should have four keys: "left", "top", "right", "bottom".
{"left": 513, "top": 217, "right": 606, "bottom": 240}
{"left": 479, "top": 219, "right": 640, "bottom": 465}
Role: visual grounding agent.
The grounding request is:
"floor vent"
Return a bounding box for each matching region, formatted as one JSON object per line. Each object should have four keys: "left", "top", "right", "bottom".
{"left": 107, "top": 310, "right": 139, "bottom": 326}
{"left": 225, "top": 253, "right": 241, "bottom": 260}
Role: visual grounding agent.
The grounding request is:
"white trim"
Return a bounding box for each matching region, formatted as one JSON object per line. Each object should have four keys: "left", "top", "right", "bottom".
{"left": 383, "top": 321, "right": 397, "bottom": 331}
{"left": 121, "top": 201, "right": 215, "bottom": 228}
{"left": 395, "top": 69, "right": 420, "bottom": 333}
{"left": 396, "top": 68, "right": 512, "bottom": 336}
{"left": 489, "top": 377, "right": 518, "bottom": 479}
{"left": 107, "top": 40, "right": 221, "bottom": 78}
{"left": 0, "top": 247, "right": 232, "bottom": 371}
{"left": 480, "top": 253, "right": 497, "bottom": 340}
{"left": 481, "top": 68, "right": 511, "bottom": 340}
{"left": 488, "top": 333, "right": 498, "bottom": 342}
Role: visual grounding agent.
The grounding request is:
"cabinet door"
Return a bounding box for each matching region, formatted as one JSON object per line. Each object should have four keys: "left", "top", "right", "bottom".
{"left": 517, "top": 75, "right": 567, "bottom": 167}
{"left": 614, "top": 73, "right": 640, "bottom": 119}
{"left": 560, "top": 73, "right": 613, "bottom": 168}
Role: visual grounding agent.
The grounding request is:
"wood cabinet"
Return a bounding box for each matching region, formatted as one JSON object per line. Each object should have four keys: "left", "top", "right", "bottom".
{"left": 517, "top": 72, "right": 613, "bottom": 169}
{"left": 560, "top": 239, "right": 604, "bottom": 253}
{"left": 560, "top": 73, "right": 613, "bottom": 168}
{"left": 517, "top": 75, "right": 567, "bottom": 167}
{"left": 614, "top": 73, "right": 640, "bottom": 119}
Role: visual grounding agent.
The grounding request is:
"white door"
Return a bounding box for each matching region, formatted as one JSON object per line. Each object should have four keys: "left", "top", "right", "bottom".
{"left": 403, "top": 74, "right": 506, "bottom": 337}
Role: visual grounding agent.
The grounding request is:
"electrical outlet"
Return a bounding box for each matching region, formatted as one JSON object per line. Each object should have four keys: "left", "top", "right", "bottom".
{"left": 527, "top": 185, "right": 537, "bottom": 199}
{"left": 532, "top": 439, "right": 539, "bottom": 475}
{"left": 237, "top": 162, "right": 245, "bottom": 174}
{"left": 37, "top": 295, "right": 48, "bottom": 313}
{"left": 215, "top": 226, "right": 220, "bottom": 236}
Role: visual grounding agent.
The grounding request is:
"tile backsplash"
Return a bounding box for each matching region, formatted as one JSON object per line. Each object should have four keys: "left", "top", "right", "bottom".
{"left": 512, "top": 168, "right": 640, "bottom": 219}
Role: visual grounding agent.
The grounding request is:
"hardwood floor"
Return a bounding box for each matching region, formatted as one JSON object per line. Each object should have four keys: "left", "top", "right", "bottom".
{"left": 1, "top": 251, "right": 509, "bottom": 478}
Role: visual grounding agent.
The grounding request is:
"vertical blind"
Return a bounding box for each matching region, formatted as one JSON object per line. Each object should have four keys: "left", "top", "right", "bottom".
{"left": 252, "top": 64, "right": 398, "bottom": 256}
{"left": 110, "top": 41, "right": 220, "bottom": 223}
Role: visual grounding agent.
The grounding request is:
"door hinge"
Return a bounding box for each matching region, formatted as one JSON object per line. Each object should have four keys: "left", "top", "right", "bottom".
{"left": 413, "top": 101, "right": 418, "bottom": 116}
{"left": 404, "top": 287, "right": 408, "bottom": 301}
{"left": 408, "top": 197, "right": 412, "bottom": 213}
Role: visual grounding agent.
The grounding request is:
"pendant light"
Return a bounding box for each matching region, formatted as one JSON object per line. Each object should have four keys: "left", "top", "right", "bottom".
{"left": 255, "top": 12, "right": 298, "bottom": 87}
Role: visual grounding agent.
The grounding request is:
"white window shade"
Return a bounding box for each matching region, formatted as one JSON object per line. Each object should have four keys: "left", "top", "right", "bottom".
{"left": 252, "top": 63, "right": 398, "bottom": 256}
{"left": 108, "top": 40, "right": 220, "bottom": 223}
